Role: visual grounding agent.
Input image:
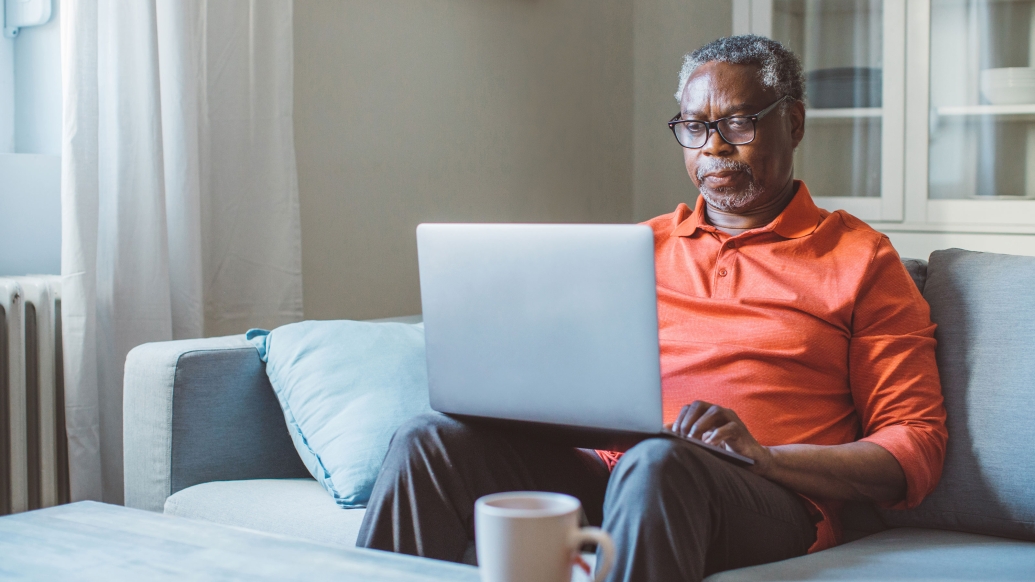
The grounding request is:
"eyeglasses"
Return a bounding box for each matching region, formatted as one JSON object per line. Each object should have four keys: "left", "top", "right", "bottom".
{"left": 668, "top": 95, "right": 792, "bottom": 149}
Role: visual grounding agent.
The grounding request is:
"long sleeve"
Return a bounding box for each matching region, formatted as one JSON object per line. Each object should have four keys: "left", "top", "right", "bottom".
{"left": 850, "top": 238, "right": 948, "bottom": 509}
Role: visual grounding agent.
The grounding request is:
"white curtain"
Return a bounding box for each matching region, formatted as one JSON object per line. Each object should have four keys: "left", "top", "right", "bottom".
{"left": 60, "top": 0, "right": 303, "bottom": 504}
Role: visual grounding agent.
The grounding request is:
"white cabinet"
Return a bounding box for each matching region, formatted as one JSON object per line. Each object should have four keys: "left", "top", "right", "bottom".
{"left": 733, "top": 0, "right": 1035, "bottom": 256}
{"left": 734, "top": 0, "right": 907, "bottom": 222}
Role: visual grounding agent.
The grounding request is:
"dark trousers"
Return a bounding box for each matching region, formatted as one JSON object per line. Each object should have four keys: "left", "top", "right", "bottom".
{"left": 357, "top": 413, "right": 817, "bottom": 582}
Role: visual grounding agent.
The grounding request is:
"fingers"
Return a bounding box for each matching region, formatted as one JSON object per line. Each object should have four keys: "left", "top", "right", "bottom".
{"left": 688, "top": 406, "right": 728, "bottom": 440}
{"left": 673, "top": 400, "right": 736, "bottom": 439}
{"left": 670, "top": 404, "right": 767, "bottom": 470}
{"left": 673, "top": 401, "right": 710, "bottom": 437}
{"left": 701, "top": 421, "right": 740, "bottom": 446}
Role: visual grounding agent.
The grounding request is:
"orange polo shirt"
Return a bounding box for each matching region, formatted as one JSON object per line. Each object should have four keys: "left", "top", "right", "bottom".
{"left": 605, "top": 181, "right": 948, "bottom": 553}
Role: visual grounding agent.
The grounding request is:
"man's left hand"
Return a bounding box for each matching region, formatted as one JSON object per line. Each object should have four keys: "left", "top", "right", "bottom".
{"left": 667, "top": 400, "right": 774, "bottom": 475}
{"left": 666, "top": 400, "right": 909, "bottom": 503}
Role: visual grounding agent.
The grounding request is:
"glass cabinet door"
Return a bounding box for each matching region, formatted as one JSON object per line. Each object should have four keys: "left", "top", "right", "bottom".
{"left": 927, "top": 0, "right": 1035, "bottom": 223}
{"left": 733, "top": 0, "right": 906, "bottom": 221}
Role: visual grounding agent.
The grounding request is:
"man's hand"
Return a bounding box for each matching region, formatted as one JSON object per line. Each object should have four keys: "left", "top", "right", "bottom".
{"left": 665, "top": 400, "right": 908, "bottom": 503}
{"left": 667, "top": 400, "right": 774, "bottom": 475}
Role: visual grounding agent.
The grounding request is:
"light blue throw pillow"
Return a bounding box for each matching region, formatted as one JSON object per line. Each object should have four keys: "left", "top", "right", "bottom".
{"left": 246, "top": 320, "right": 431, "bottom": 508}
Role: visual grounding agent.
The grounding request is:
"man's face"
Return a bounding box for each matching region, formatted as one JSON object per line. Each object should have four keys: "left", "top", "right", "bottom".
{"left": 679, "top": 61, "right": 804, "bottom": 214}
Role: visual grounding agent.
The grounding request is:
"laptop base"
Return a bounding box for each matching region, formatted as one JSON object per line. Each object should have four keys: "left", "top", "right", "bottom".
{"left": 446, "top": 414, "right": 755, "bottom": 467}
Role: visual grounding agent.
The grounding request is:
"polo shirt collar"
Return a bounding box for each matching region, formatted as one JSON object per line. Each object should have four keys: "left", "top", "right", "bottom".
{"left": 670, "top": 180, "right": 820, "bottom": 239}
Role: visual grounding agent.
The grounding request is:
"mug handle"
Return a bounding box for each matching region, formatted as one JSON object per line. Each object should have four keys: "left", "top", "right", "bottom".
{"left": 569, "top": 527, "right": 615, "bottom": 582}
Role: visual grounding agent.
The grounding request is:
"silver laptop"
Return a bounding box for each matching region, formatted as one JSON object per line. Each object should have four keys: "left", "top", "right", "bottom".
{"left": 416, "top": 223, "right": 752, "bottom": 464}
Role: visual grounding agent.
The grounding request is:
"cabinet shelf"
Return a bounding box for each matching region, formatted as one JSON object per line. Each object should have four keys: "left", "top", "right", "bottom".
{"left": 936, "top": 104, "right": 1035, "bottom": 119}
{"left": 806, "top": 107, "right": 883, "bottom": 119}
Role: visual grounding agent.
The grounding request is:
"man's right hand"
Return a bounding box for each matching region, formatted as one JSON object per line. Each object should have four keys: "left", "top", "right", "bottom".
{"left": 667, "top": 400, "right": 774, "bottom": 476}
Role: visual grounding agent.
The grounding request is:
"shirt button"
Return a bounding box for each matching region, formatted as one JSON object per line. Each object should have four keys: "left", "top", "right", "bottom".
{"left": 727, "top": 241, "right": 737, "bottom": 249}
{"left": 718, "top": 268, "right": 728, "bottom": 277}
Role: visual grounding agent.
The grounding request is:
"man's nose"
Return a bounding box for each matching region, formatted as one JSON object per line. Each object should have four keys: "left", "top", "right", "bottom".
{"left": 701, "top": 125, "right": 735, "bottom": 156}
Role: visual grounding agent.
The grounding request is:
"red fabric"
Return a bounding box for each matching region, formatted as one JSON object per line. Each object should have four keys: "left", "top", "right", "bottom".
{"left": 599, "top": 182, "right": 948, "bottom": 553}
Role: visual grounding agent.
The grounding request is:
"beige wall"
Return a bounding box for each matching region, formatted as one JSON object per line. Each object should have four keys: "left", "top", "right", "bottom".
{"left": 295, "top": 0, "right": 634, "bottom": 320}
{"left": 632, "top": 0, "right": 731, "bottom": 222}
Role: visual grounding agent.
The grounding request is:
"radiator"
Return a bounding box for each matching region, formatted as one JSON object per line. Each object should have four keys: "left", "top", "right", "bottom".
{"left": 0, "top": 276, "right": 68, "bottom": 515}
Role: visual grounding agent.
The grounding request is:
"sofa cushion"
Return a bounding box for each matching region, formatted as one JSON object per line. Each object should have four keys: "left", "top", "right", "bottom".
{"left": 901, "top": 257, "right": 928, "bottom": 293}
{"left": 247, "top": 320, "right": 432, "bottom": 508}
{"left": 705, "top": 527, "right": 1035, "bottom": 581}
{"left": 164, "top": 478, "right": 367, "bottom": 547}
{"left": 878, "top": 249, "right": 1035, "bottom": 541}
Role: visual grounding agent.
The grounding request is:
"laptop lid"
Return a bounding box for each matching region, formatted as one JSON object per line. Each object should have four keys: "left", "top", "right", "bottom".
{"left": 416, "top": 223, "right": 663, "bottom": 437}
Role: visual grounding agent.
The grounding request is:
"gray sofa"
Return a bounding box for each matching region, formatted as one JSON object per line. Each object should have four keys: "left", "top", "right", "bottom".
{"left": 124, "top": 249, "right": 1035, "bottom": 580}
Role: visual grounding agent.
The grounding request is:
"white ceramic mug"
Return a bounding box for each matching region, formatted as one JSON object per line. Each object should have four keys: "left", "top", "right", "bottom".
{"left": 475, "top": 491, "right": 615, "bottom": 582}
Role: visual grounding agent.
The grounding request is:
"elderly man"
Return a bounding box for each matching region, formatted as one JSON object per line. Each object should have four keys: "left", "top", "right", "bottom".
{"left": 357, "top": 35, "right": 947, "bottom": 582}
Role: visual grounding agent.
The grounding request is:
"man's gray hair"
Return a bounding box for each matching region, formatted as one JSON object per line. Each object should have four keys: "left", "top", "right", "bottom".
{"left": 674, "top": 35, "right": 805, "bottom": 105}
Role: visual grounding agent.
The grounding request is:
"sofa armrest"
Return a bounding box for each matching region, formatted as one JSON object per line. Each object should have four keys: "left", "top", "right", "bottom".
{"left": 123, "top": 335, "right": 308, "bottom": 511}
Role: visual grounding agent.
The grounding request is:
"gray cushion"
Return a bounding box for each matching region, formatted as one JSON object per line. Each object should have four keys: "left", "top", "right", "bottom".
{"left": 879, "top": 249, "right": 1035, "bottom": 541}
{"left": 124, "top": 336, "right": 310, "bottom": 512}
{"left": 170, "top": 347, "right": 310, "bottom": 494}
{"left": 901, "top": 257, "right": 928, "bottom": 293}
{"left": 705, "top": 527, "right": 1035, "bottom": 581}
{"left": 164, "top": 478, "right": 367, "bottom": 547}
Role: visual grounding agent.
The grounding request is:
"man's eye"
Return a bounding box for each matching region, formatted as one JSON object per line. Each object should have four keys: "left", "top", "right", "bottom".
{"left": 686, "top": 123, "right": 707, "bottom": 135}
{"left": 725, "top": 118, "right": 751, "bottom": 130}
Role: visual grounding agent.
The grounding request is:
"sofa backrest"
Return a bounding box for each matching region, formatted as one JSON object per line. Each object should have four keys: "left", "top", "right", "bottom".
{"left": 878, "top": 249, "right": 1035, "bottom": 542}
{"left": 901, "top": 257, "right": 928, "bottom": 294}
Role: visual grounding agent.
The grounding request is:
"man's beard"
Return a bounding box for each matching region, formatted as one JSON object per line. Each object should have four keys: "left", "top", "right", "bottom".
{"left": 695, "top": 158, "right": 767, "bottom": 213}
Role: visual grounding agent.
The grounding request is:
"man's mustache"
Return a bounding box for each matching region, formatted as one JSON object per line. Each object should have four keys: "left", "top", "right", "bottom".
{"left": 696, "top": 158, "right": 753, "bottom": 183}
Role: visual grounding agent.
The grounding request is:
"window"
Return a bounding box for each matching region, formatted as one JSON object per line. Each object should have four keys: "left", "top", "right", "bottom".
{"left": 0, "top": 0, "right": 61, "bottom": 276}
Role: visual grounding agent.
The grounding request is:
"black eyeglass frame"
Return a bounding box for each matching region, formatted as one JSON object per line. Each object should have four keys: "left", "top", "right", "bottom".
{"left": 668, "top": 95, "right": 794, "bottom": 149}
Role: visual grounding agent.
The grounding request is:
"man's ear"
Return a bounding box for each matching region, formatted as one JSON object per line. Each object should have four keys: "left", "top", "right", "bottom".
{"left": 788, "top": 99, "right": 806, "bottom": 147}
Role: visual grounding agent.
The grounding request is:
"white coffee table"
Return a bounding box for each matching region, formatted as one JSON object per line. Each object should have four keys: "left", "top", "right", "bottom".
{"left": 0, "top": 501, "right": 482, "bottom": 581}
